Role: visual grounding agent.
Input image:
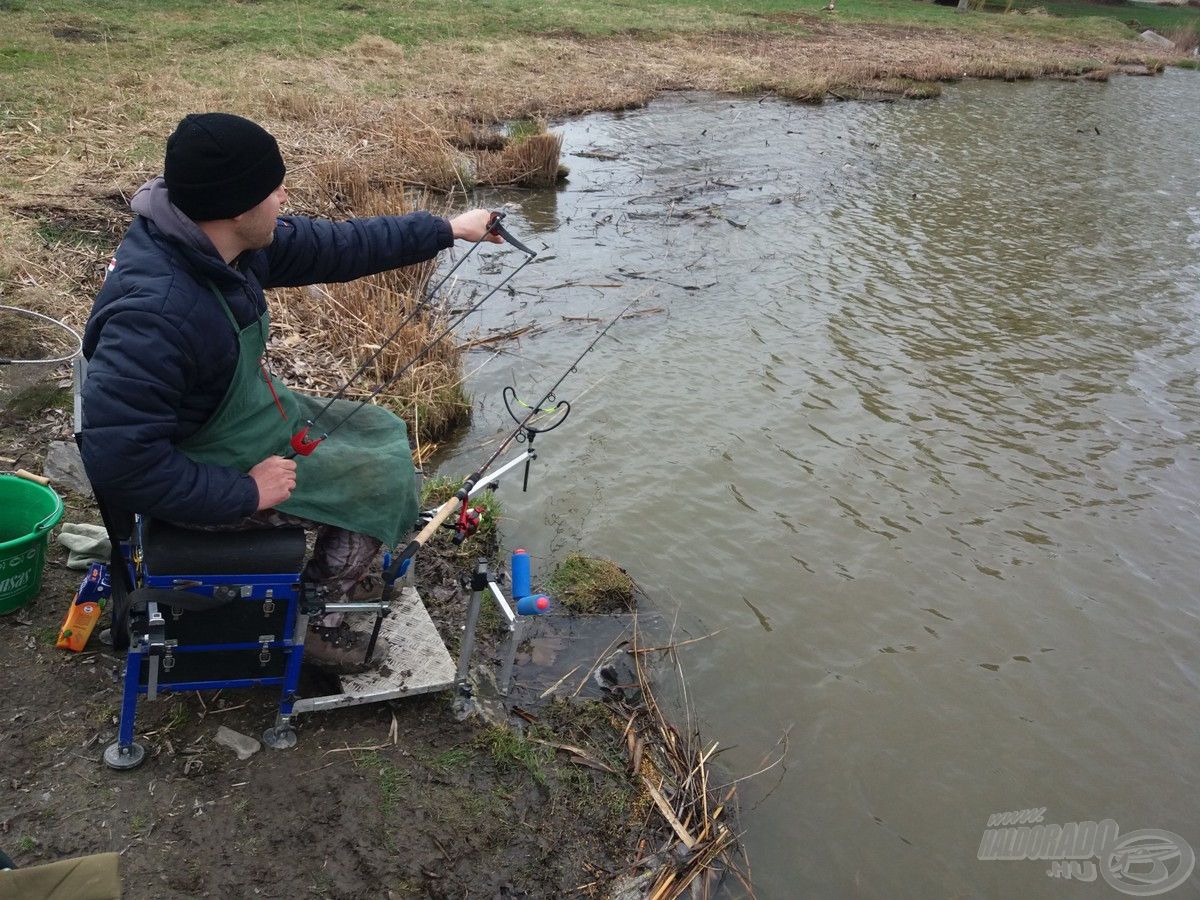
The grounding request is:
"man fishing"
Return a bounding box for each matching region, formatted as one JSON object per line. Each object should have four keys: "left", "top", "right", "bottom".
{"left": 80, "top": 112, "right": 501, "bottom": 672}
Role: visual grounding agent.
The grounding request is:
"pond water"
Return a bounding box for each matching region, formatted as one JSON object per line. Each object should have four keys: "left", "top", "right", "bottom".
{"left": 439, "top": 71, "right": 1200, "bottom": 897}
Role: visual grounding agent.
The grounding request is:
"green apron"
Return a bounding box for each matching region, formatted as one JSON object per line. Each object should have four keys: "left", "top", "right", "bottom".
{"left": 176, "top": 284, "right": 419, "bottom": 547}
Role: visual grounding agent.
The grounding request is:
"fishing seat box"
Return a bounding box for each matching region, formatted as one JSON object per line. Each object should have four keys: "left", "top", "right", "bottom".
{"left": 133, "top": 517, "right": 307, "bottom": 685}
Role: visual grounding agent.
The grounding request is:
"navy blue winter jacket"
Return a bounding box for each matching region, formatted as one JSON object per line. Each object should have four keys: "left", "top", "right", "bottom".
{"left": 81, "top": 178, "right": 453, "bottom": 524}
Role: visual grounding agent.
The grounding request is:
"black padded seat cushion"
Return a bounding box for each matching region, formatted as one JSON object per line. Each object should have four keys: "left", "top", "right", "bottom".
{"left": 142, "top": 518, "right": 307, "bottom": 576}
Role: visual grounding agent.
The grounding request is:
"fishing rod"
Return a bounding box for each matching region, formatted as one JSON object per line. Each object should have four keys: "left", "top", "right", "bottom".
{"left": 0, "top": 306, "right": 82, "bottom": 365}
{"left": 284, "top": 211, "right": 537, "bottom": 459}
{"left": 389, "top": 297, "right": 641, "bottom": 577}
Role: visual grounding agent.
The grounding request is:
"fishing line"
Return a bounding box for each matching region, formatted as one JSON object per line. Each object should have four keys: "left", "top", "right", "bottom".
{"left": 397, "top": 297, "right": 641, "bottom": 571}
{"left": 301, "top": 215, "right": 508, "bottom": 426}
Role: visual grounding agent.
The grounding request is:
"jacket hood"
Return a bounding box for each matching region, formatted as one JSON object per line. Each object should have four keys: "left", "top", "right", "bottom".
{"left": 130, "top": 177, "right": 243, "bottom": 284}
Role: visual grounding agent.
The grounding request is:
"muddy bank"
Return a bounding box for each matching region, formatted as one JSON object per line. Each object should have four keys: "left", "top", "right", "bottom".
{"left": 0, "top": 364, "right": 742, "bottom": 898}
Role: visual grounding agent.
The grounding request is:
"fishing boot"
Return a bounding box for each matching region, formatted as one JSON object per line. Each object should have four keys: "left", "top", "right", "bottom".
{"left": 301, "top": 575, "right": 388, "bottom": 674}
{"left": 303, "top": 619, "right": 386, "bottom": 674}
{"left": 346, "top": 573, "right": 385, "bottom": 603}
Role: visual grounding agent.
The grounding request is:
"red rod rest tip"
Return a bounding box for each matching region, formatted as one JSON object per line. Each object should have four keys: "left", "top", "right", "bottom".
{"left": 290, "top": 426, "right": 322, "bottom": 457}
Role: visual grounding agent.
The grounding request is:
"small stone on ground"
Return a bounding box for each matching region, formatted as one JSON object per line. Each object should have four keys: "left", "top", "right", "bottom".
{"left": 215, "top": 725, "right": 260, "bottom": 760}
{"left": 44, "top": 440, "right": 93, "bottom": 497}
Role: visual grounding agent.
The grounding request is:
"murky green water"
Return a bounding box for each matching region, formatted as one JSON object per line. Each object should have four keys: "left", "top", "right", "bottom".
{"left": 442, "top": 71, "right": 1200, "bottom": 897}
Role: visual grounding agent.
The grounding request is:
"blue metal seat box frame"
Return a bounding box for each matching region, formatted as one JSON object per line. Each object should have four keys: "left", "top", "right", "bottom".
{"left": 72, "top": 358, "right": 313, "bottom": 769}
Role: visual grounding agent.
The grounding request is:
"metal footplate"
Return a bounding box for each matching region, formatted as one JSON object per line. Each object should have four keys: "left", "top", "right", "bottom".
{"left": 291, "top": 586, "right": 456, "bottom": 714}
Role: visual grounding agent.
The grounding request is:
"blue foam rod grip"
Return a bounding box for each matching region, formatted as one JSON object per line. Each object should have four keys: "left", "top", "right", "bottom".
{"left": 511, "top": 549, "right": 531, "bottom": 600}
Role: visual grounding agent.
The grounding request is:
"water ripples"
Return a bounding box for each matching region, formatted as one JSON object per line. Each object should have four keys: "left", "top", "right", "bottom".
{"left": 451, "top": 72, "right": 1200, "bottom": 897}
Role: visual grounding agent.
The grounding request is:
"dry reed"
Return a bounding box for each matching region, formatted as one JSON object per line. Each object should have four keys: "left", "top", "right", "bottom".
{"left": 579, "top": 618, "right": 762, "bottom": 898}
{"left": 475, "top": 130, "right": 567, "bottom": 188}
{"left": 2, "top": 84, "right": 569, "bottom": 451}
{"left": 1166, "top": 25, "right": 1200, "bottom": 53}
{"left": 268, "top": 170, "right": 469, "bottom": 454}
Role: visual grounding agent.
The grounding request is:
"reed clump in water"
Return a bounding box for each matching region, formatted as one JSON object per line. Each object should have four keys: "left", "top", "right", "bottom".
{"left": 476, "top": 126, "right": 568, "bottom": 188}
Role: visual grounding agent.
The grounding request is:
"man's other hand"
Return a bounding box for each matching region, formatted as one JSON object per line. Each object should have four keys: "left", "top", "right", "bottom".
{"left": 250, "top": 455, "right": 297, "bottom": 510}
{"left": 450, "top": 209, "right": 504, "bottom": 244}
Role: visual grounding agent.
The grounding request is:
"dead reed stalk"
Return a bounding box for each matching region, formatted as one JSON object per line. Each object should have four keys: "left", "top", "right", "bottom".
{"left": 1166, "top": 25, "right": 1200, "bottom": 54}
{"left": 268, "top": 166, "right": 469, "bottom": 451}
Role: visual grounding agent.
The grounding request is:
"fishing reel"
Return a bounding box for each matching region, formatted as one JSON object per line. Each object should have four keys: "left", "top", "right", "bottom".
{"left": 453, "top": 503, "right": 488, "bottom": 545}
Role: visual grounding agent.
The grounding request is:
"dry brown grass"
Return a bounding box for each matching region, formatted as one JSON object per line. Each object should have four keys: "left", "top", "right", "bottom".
{"left": 0, "top": 72, "right": 568, "bottom": 449}
{"left": 268, "top": 171, "right": 469, "bottom": 456}
{"left": 611, "top": 620, "right": 758, "bottom": 899}
{"left": 475, "top": 131, "right": 566, "bottom": 188}
{"left": 1167, "top": 24, "right": 1200, "bottom": 52}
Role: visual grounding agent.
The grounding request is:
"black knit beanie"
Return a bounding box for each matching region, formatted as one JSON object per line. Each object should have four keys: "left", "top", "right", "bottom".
{"left": 164, "top": 113, "right": 286, "bottom": 222}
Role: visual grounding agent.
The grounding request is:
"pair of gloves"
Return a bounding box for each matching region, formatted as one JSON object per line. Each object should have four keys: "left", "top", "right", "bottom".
{"left": 57, "top": 523, "right": 110, "bottom": 570}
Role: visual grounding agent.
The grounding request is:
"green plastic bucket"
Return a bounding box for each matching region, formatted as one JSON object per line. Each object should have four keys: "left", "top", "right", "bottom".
{"left": 0, "top": 474, "right": 65, "bottom": 614}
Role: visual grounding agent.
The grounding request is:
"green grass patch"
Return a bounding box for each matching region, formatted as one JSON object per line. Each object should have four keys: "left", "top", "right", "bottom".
{"left": 546, "top": 553, "right": 634, "bottom": 614}
{"left": 428, "top": 745, "right": 475, "bottom": 774}
{"left": 479, "top": 725, "right": 551, "bottom": 785}
{"left": 446, "top": 783, "right": 506, "bottom": 820}
{"left": 0, "top": 381, "right": 70, "bottom": 420}
{"left": 505, "top": 117, "right": 546, "bottom": 142}
{"left": 354, "top": 750, "right": 410, "bottom": 822}
{"left": 527, "top": 701, "right": 640, "bottom": 840}
{"left": 35, "top": 220, "right": 82, "bottom": 245}
{"left": 164, "top": 701, "right": 189, "bottom": 733}
{"left": 903, "top": 81, "right": 943, "bottom": 100}
{"left": 999, "top": 0, "right": 1200, "bottom": 38}
{"left": 1, "top": 0, "right": 1191, "bottom": 98}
